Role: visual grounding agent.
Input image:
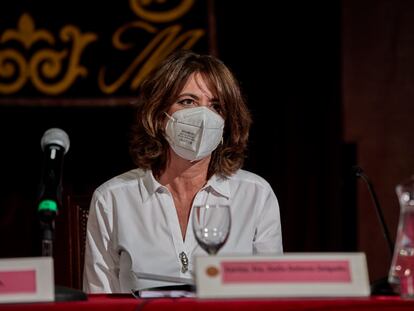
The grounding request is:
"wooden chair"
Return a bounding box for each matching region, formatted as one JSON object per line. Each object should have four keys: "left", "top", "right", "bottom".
{"left": 55, "top": 195, "right": 91, "bottom": 289}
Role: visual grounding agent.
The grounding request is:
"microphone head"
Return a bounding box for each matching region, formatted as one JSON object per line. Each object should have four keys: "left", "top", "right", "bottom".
{"left": 352, "top": 165, "right": 364, "bottom": 177}
{"left": 41, "top": 128, "right": 70, "bottom": 154}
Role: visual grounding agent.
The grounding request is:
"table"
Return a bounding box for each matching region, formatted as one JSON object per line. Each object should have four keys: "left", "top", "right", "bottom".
{"left": 1, "top": 294, "right": 414, "bottom": 311}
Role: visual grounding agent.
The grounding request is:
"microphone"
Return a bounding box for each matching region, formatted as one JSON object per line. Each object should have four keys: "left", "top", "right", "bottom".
{"left": 38, "top": 128, "right": 70, "bottom": 218}
{"left": 37, "top": 128, "right": 70, "bottom": 257}
{"left": 352, "top": 166, "right": 393, "bottom": 256}
{"left": 36, "top": 129, "right": 87, "bottom": 301}
{"left": 353, "top": 165, "right": 396, "bottom": 295}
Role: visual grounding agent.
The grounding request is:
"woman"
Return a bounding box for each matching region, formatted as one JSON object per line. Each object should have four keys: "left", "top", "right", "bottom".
{"left": 83, "top": 50, "right": 283, "bottom": 293}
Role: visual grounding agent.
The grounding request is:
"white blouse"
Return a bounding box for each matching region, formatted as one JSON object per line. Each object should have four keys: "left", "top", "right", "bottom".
{"left": 83, "top": 168, "right": 283, "bottom": 293}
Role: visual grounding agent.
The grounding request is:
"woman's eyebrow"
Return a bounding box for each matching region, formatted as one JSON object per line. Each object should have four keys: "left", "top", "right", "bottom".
{"left": 177, "top": 93, "right": 199, "bottom": 99}
{"left": 178, "top": 93, "right": 219, "bottom": 103}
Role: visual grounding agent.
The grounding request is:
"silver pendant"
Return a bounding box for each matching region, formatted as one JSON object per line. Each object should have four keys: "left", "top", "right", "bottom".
{"left": 179, "top": 251, "right": 189, "bottom": 273}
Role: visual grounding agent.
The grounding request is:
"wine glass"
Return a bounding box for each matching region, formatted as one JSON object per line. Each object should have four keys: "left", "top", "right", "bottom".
{"left": 192, "top": 204, "right": 231, "bottom": 255}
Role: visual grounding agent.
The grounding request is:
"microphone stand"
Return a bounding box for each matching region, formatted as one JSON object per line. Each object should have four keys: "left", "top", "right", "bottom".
{"left": 40, "top": 219, "right": 54, "bottom": 256}
{"left": 38, "top": 201, "right": 87, "bottom": 301}
{"left": 353, "top": 166, "right": 396, "bottom": 295}
{"left": 38, "top": 129, "right": 87, "bottom": 301}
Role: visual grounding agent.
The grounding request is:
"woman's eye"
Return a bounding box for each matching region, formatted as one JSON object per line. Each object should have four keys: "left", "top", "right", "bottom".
{"left": 210, "top": 102, "right": 221, "bottom": 112}
{"left": 177, "top": 99, "right": 195, "bottom": 106}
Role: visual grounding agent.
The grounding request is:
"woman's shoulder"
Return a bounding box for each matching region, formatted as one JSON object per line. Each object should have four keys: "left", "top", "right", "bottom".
{"left": 228, "top": 169, "right": 272, "bottom": 189}
{"left": 94, "top": 168, "right": 146, "bottom": 195}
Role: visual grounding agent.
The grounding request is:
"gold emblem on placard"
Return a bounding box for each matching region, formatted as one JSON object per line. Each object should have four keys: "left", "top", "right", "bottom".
{"left": 206, "top": 266, "right": 220, "bottom": 277}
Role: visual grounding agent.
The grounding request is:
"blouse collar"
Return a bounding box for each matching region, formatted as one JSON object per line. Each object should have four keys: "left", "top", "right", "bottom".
{"left": 141, "top": 169, "right": 230, "bottom": 202}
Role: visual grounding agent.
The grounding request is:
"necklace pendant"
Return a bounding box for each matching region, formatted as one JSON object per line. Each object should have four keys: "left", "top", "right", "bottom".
{"left": 179, "top": 251, "right": 189, "bottom": 273}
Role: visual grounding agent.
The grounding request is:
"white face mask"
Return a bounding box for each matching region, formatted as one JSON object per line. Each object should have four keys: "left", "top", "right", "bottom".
{"left": 165, "top": 106, "right": 225, "bottom": 161}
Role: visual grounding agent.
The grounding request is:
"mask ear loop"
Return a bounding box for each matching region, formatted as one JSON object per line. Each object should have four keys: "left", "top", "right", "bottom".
{"left": 164, "top": 111, "right": 175, "bottom": 122}
{"left": 163, "top": 112, "right": 175, "bottom": 141}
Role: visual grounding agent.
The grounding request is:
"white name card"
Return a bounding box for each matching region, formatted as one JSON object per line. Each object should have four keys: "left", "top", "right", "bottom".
{"left": 195, "top": 253, "right": 370, "bottom": 298}
{"left": 0, "top": 257, "right": 54, "bottom": 303}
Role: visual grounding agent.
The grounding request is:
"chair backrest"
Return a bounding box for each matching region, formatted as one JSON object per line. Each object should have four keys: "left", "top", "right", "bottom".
{"left": 66, "top": 194, "right": 90, "bottom": 290}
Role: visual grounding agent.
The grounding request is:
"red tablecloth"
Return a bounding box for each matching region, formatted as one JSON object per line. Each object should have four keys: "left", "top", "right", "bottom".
{"left": 1, "top": 294, "right": 414, "bottom": 311}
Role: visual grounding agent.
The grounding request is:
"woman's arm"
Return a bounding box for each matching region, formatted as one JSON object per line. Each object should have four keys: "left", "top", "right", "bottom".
{"left": 83, "top": 190, "right": 121, "bottom": 293}
{"left": 253, "top": 184, "right": 283, "bottom": 254}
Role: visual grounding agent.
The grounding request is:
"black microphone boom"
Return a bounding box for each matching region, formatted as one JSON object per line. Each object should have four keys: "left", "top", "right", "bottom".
{"left": 353, "top": 166, "right": 397, "bottom": 295}
{"left": 352, "top": 166, "right": 394, "bottom": 257}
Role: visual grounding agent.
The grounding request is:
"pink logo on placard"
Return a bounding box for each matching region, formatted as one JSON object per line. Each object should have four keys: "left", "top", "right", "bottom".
{"left": 221, "top": 260, "right": 351, "bottom": 283}
{"left": 0, "top": 270, "right": 36, "bottom": 294}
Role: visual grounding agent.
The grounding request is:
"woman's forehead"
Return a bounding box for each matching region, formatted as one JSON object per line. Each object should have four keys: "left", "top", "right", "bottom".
{"left": 179, "top": 72, "right": 218, "bottom": 98}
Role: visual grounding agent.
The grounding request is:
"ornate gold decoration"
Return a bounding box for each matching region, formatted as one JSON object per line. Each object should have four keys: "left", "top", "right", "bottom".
{"left": 98, "top": 22, "right": 204, "bottom": 94}
{"left": 0, "top": 13, "right": 97, "bottom": 95}
{"left": 99, "top": 0, "right": 204, "bottom": 95}
{"left": 1, "top": 1, "right": 206, "bottom": 97}
{"left": 1, "top": 13, "right": 54, "bottom": 48}
{"left": 130, "top": 0, "right": 194, "bottom": 23}
{"left": 0, "top": 49, "right": 27, "bottom": 94}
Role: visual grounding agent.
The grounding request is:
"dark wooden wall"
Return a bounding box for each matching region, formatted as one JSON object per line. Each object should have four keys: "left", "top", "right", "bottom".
{"left": 343, "top": 0, "right": 414, "bottom": 282}
{"left": 215, "top": 1, "right": 349, "bottom": 253}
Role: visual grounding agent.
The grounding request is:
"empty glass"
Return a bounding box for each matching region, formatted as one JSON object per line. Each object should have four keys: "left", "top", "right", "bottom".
{"left": 192, "top": 204, "right": 231, "bottom": 255}
{"left": 389, "top": 176, "right": 414, "bottom": 298}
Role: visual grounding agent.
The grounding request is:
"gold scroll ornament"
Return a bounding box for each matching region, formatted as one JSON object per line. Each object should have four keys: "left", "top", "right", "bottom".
{"left": 0, "top": 13, "right": 97, "bottom": 95}
{"left": 0, "top": 1, "right": 206, "bottom": 96}
{"left": 98, "top": 0, "right": 205, "bottom": 94}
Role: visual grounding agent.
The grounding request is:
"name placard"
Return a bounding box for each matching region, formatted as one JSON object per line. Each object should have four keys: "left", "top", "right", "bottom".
{"left": 0, "top": 257, "right": 54, "bottom": 303}
{"left": 195, "top": 253, "right": 370, "bottom": 298}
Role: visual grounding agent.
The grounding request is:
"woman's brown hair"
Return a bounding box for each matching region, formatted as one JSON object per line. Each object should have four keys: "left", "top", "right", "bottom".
{"left": 129, "top": 49, "right": 252, "bottom": 178}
